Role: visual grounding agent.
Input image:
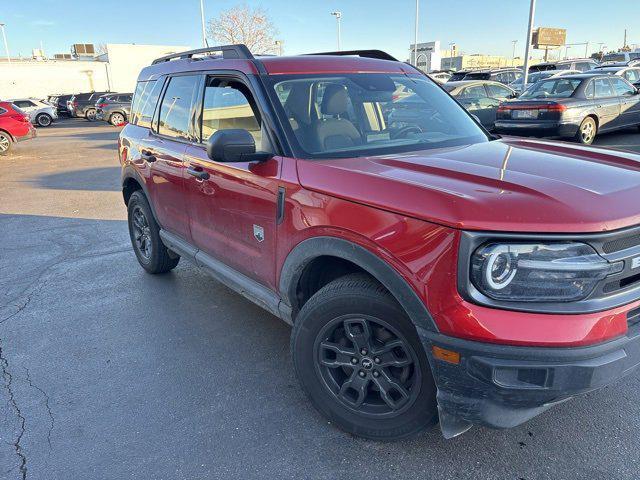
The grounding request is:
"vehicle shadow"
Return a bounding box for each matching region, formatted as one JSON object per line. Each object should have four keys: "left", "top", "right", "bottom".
{"left": 31, "top": 166, "right": 121, "bottom": 191}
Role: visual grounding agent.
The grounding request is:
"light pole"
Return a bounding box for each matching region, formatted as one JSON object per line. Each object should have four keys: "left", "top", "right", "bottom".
{"left": 413, "top": 0, "right": 419, "bottom": 65}
{"left": 522, "top": 0, "right": 536, "bottom": 87}
{"left": 0, "top": 23, "right": 10, "bottom": 64}
{"left": 511, "top": 40, "right": 518, "bottom": 63}
{"left": 199, "top": 0, "right": 208, "bottom": 47}
{"left": 331, "top": 11, "right": 342, "bottom": 51}
{"left": 275, "top": 40, "right": 283, "bottom": 56}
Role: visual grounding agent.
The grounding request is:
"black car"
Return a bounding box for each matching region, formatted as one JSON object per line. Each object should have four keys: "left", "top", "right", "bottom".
{"left": 447, "top": 70, "right": 472, "bottom": 82}
{"left": 68, "top": 92, "right": 111, "bottom": 119}
{"left": 443, "top": 80, "right": 517, "bottom": 130}
{"left": 48, "top": 94, "right": 73, "bottom": 116}
{"left": 495, "top": 74, "right": 640, "bottom": 144}
{"left": 461, "top": 68, "right": 523, "bottom": 85}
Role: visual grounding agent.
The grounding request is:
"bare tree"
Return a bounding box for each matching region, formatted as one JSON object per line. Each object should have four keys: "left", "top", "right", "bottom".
{"left": 207, "top": 5, "right": 279, "bottom": 55}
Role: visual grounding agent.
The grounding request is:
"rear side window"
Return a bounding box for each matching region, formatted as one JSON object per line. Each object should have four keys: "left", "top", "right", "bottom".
{"left": 594, "top": 78, "right": 614, "bottom": 98}
{"left": 158, "top": 75, "right": 199, "bottom": 140}
{"left": 131, "top": 80, "right": 162, "bottom": 128}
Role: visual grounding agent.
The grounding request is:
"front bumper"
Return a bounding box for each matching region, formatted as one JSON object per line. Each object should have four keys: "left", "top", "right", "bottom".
{"left": 95, "top": 108, "right": 105, "bottom": 121}
{"left": 419, "top": 309, "right": 640, "bottom": 436}
{"left": 494, "top": 120, "right": 579, "bottom": 138}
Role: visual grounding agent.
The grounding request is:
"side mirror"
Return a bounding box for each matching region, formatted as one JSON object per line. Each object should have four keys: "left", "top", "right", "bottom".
{"left": 206, "top": 129, "right": 271, "bottom": 163}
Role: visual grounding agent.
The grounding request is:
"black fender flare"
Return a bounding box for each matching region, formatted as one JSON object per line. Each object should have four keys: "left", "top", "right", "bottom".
{"left": 121, "top": 165, "right": 161, "bottom": 226}
{"left": 279, "top": 236, "right": 439, "bottom": 332}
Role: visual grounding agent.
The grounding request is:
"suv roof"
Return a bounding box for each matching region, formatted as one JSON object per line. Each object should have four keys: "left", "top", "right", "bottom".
{"left": 138, "top": 46, "right": 415, "bottom": 81}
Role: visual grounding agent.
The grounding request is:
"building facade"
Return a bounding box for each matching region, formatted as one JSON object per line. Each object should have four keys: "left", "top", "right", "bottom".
{"left": 409, "top": 41, "right": 441, "bottom": 72}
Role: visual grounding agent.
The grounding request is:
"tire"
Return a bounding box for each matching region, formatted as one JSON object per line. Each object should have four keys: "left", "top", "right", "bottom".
{"left": 291, "top": 273, "right": 438, "bottom": 441}
{"left": 36, "top": 113, "right": 52, "bottom": 127}
{"left": 0, "top": 131, "right": 12, "bottom": 155}
{"left": 127, "top": 190, "right": 180, "bottom": 274}
{"left": 575, "top": 116, "right": 597, "bottom": 145}
{"left": 109, "top": 112, "right": 126, "bottom": 126}
{"left": 85, "top": 108, "right": 96, "bottom": 121}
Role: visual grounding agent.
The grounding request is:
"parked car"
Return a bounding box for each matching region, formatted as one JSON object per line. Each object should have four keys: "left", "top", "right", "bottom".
{"left": 95, "top": 93, "right": 133, "bottom": 126}
{"left": 0, "top": 101, "right": 36, "bottom": 155}
{"left": 508, "top": 69, "right": 581, "bottom": 94}
{"left": 443, "top": 80, "right": 516, "bottom": 130}
{"left": 495, "top": 73, "right": 640, "bottom": 144}
{"left": 447, "top": 70, "right": 472, "bottom": 82}
{"left": 7, "top": 98, "right": 58, "bottom": 127}
{"left": 587, "top": 65, "right": 640, "bottom": 84}
{"left": 120, "top": 45, "right": 640, "bottom": 441}
{"left": 601, "top": 51, "right": 640, "bottom": 64}
{"left": 461, "top": 68, "right": 522, "bottom": 85}
{"left": 68, "top": 92, "right": 111, "bottom": 119}
{"left": 48, "top": 94, "right": 73, "bottom": 117}
{"left": 529, "top": 58, "right": 600, "bottom": 73}
{"left": 427, "top": 71, "right": 451, "bottom": 83}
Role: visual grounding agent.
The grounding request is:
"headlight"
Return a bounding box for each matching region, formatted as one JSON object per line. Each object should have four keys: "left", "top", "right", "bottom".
{"left": 470, "top": 242, "right": 623, "bottom": 302}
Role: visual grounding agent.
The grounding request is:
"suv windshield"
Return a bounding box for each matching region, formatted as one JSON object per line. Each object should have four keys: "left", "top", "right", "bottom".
{"left": 520, "top": 78, "right": 581, "bottom": 98}
{"left": 269, "top": 73, "right": 487, "bottom": 158}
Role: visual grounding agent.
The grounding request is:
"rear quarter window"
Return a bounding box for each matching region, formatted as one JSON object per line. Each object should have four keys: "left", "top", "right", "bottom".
{"left": 131, "top": 80, "right": 162, "bottom": 128}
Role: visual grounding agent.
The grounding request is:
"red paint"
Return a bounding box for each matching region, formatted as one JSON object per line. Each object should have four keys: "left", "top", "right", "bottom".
{"left": 0, "top": 101, "right": 36, "bottom": 141}
{"left": 121, "top": 54, "right": 640, "bottom": 349}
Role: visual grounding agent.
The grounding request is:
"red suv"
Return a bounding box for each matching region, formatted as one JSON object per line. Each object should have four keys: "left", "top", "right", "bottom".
{"left": 119, "top": 45, "right": 640, "bottom": 440}
{"left": 0, "top": 101, "right": 36, "bottom": 155}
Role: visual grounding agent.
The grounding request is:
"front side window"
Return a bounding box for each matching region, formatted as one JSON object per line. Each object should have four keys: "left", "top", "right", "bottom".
{"left": 594, "top": 78, "right": 615, "bottom": 98}
{"left": 460, "top": 85, "right": 487, "bottom": 98}
{"left": 623, "top": 69, "right": 640, "bottom": 83}
{"left": 200, "top": 77, "right": 269, "bottom": 151}
{"left": 520, "top": 79, "right": 581, "bottom": 98}
{"left": 610, "top": 77, "right": 635, "bottom": 96}
{"left": 269, "top": 73, "right": 487, "bottom": 158}
{"left": 158, "top": 76, "right": 199, "bottom": 139}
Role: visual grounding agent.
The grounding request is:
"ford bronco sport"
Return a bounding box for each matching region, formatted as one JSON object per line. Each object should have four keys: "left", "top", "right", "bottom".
{"left": 119, "top": 45, "right": 640, "bottom": 440}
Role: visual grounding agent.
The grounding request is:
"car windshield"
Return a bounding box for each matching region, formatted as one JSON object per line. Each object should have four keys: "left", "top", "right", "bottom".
{"left": 520, "top": 78, "right": 581, "bottom": 98}
{"left": 269, "top": 73, "right": 487, "bottom": 159}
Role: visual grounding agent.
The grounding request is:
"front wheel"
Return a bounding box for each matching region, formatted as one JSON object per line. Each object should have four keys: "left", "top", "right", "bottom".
{"left": 0, "top": 132, "right": 12, "bottom": 155}
{"left": 85, "top": 108, "right": 96, "bottom": 121}
{"left": 127, "top": 191, "right": 180, "bottom": 274}
{"left": 36, "top": 113, "right": 52, "bottom": 127}
{"left": 576, "top": 117, "right": 597, "bottom": 145}
{"left": 291, "top": 274, "right": 438, "bottom": 441}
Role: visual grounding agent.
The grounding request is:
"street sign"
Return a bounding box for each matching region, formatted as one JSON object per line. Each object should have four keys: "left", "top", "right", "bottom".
{"left": 532, "top": 28, "right": 566, "bottom": 48}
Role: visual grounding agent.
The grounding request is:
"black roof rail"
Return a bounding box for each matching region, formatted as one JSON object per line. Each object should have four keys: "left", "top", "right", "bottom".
{"left": 305, "top": 50, "right": 398, "bottom": 62}
{"left": 151, "top": 44, "right": 254, "bottom": 65}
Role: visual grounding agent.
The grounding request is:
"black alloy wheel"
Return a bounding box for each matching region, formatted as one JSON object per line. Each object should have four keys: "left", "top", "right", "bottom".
{"left": 131, "top": 205, "right": 153, "bottom": 261}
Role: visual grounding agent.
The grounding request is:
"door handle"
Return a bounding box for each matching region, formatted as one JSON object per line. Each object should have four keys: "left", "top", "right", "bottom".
{"left": 187, "top": 166, "right": 210, "bottom": 181}
{"left": 141, "top": 149, "right": 156, "bottom": 162}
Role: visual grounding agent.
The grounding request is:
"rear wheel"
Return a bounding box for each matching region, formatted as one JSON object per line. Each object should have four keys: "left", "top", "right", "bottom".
{"left": 127, "top": 191, "right": 180, "bottom": 274}
{"left": 36, "top": 113, "right": 52, "bottom": 127}
{"left": 85, "top": 108, "right": 96, "bottom": 121}
{"left": 291, "top": 274, "right": 437, "bottom": 441}
{"left": 109, "top": 112, "right": 126, "bottom": 126}
{"left": 0, "top": 132, "right": 12, "bottom": 155}
{"left": 576, "top": 117, "right": 597, "bottom": 145}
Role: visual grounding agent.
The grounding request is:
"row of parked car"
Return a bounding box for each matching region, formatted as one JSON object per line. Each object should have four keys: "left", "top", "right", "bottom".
{"left": 47, "top": 92, "right": 133, "bottom": 125}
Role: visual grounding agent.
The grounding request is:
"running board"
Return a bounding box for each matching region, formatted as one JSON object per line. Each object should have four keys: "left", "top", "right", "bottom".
{"left": 159, "top": 230, "right": 293, "bottom": 325}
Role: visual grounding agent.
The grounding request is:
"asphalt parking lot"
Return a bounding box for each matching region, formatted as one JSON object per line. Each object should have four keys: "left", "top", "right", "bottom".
{"left": 1, "top": 118, "right": 640, "bottom": 480}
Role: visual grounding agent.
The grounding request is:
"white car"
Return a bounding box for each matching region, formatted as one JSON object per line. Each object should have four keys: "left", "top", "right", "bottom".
{"left": 7, "top": 98, "right": 58, "bottom": 127}
{"left": 428, "top": 72, "right": 452, "bottom": 83}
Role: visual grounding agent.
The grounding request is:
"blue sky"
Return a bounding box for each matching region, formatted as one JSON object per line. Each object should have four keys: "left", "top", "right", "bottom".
{"left": 1, "top": 0, "right": 637, "bottom": 61}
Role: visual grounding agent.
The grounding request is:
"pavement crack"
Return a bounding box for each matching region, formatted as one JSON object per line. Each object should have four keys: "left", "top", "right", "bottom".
{"left": 24, "top": 367, "right": 54, "bottom": 450}
{"left": 0, "top": 339, "right": 28, "bottom": 480}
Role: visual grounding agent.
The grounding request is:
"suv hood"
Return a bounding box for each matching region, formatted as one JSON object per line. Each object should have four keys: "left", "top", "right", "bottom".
{"left": 296, "top": 138, "right": 640, "bottom": 233}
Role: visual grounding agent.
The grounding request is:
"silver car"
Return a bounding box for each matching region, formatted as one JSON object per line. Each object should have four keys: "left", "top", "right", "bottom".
{"left": 7, "top": 98, "right": 58, "bottom": 127}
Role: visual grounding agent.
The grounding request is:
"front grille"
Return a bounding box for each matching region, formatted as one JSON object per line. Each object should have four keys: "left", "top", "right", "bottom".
{"left": 603, "top": 234, "right": 640, "bottom": 254}
{"left": 604, "top": 272, "right": 640, "bottom": 293}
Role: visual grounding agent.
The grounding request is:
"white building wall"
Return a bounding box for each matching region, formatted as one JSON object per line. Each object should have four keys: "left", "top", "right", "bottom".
{"left": 0, "top": 60, "right": 110, "bottom": 98}
{"left": 104, "top": 44, "right": 191, "bottom": 93}
{"left": 0, "top": 43, "right": 190, "bottom": 99}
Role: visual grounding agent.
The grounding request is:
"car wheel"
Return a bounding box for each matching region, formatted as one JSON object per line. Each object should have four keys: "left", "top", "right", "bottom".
{"left": 291, "top": 273, "right": 438, "bottom": 441}
{"left": 0, "top": 132, "right": 12, "bottom": 155}
{"left": 85, "top": 108, "right": 96, "bottom": 121}
{"left": 576, "top": 117, "right": 597, "bottom": 145}
{"left": 127, "top": 191, "right": 180, "bottom": 274}
{"left": 109, "top": 112, "right": 126, "bottom": 126}
{"left": 36, "top": 113, "right": 52, "bottom": 127}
